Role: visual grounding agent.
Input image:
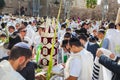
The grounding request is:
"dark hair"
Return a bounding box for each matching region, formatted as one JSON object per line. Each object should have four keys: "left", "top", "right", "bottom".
{"left": 61, "top": 24, "right": 66, "bottom": 28}
{"left": 1, "top": 23, "right": 7, "bottom": 29}
{"left": 69, "top": 38, "right": 82, "bottom": 47}
{"left": 9, "top": 46, "right": 32, "bottom": 60}
{"left": 18, "top": 27, "right": 26, "bottom": 33}
{"left": 9, "top": 26, "right": 15, "bottom": 30}
{"left": 29, "top": 22, "right": 32, "bottom": 24}
{"left": 78, "top": 34, "right": 87, "bottom": 42}
{"left": 89, "top": 35, "right": 98, "bottom": 42}
{"left": 98, "top": 29, "right": 105, "bottom": 34}
{"left": 81, "top": 22, "right": 87, "bottom": 28}
{"left": 66, "top": 28, "right": 71, "bottom": 32}
{"left": 108, "top": 23, "right": 115, "bottom": 29}
{"left": 23, "top": 22, "right": 28, "bottom": 27}
{"left": 99, "top": 27, "right": 106, "bottom": 30}
{"left": 61, "top": 40, "right": 69, "bottom": 47}
{"left": 0, "top": 33, "right": 7, "bottom": 37}
{"left": 64, "top": 32, "right": 72, "bottom": 39}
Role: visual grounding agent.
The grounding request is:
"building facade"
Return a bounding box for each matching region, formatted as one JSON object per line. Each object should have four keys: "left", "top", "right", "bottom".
{"left": 2, "top": 0, "right": 30, "bottom": 15}
{"left": 1, "top": 0, "right": 120, "bottom": 20}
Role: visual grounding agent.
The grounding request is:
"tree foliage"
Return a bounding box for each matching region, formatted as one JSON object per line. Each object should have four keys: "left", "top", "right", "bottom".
{"left": 0, "top": 0, "right": 5, "bottom": 9}
{"left": 86, "top": 0, "right": 97, "bottom": 9}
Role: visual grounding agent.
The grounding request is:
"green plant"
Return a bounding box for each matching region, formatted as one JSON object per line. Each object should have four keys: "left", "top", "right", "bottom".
{"left": 86, "top": 0, "right": 97, "bottom": 9}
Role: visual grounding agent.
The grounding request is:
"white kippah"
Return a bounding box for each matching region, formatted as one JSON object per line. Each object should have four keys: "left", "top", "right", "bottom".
{"left": 14, "top": 42, "right": 30, "bottom": 49}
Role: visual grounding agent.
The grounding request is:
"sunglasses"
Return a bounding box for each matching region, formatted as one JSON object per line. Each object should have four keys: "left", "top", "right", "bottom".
{"left": 21, "top": 30, "right": 27, "bottom": 32}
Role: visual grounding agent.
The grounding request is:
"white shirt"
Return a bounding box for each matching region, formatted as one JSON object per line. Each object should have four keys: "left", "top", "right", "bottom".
{"left": 33, "top": 32, "right": 41, "bottom": 49}
{"left": 0, "top": 60, "right": 25, "bottom": 80}
{"left": 65, "top": 49, "right": 93, "bottom": 80}
{"left": 24, "top": 36, "right": 33, "bottom": 46}
{"left": 69, "top": 55, "right": 82, "bottom": 77}
{"left": 105, "top": 29, "right": 120, "bottom": 56}
{"left": 26, "top": 25, "right": 35, "bottom": 40}
{"left": 84, "top": 41, "right": 89, "bottom": 49}
{"left": 58, "top": 29, "right": 65, "bottom": 40}
{"left": 64, "top": 51, "right": 81, "bottom": 79}
{"left": 0, "top": 42, "right": 8, "bottom": 59}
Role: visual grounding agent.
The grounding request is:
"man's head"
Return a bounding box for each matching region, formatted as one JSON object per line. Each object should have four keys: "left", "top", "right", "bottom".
{"left": 0, "top": 33, "right": 7, "bottom": 42}
{"left": 108, "top": 23, "right": 115, "bottom": 29}
{"left": 15, "top": 23, "right": 20, "bottom": 30}
{"left": 38, "top": 26, "right": 45, "bottom": 35}
{"left": 78, "top": 34, "right": 88, "bottom": 46}
{"left": 81, "top": 22, "right": 88, "bottom": 29}
{"left": 64, "top": 32, "right": 72, "bottom": 40}
{"left": 61, "top": 40, "right": 70, "bottom": 53}
{"left": 97, "top": 29, "right": 105, "bottom": 40}
{"left": 32, "top": 20, "right": 36, "bottom": 26}
{"left": 21, "top": 22, "right": 28, "bottom": 27}
{"left": 18, "top": 27, "right": 27, "bottom": 37}
{"left": 8, "top": 26, "right": 15, "bottom": 33}
{"left": 68, "top": 38, "right": 82, "bottom": 53}
{"left": 66, "top": 28, "right": 71, "bottom": 33}
{"left": 61, "top": 24, "right": 66, "bottom": 30}
{"left": 9, "top": 42, "right": 32, "bottom": 71}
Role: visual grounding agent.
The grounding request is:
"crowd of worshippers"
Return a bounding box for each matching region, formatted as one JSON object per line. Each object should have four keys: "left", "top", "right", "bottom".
{"left": 0, "top": 15, "right": 120, "bottom": 80}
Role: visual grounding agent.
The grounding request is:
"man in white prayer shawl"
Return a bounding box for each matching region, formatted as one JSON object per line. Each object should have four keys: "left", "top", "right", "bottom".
{"left": 64, "top": 38, "right": 93, "bottom": 80}
{"left": 0, "top": 42, "right": 32, "bottom": 80}
{"left": 33, "top": 23, "right": 45, "bottom": 51}
{"left": 92, "top": 24, "right": 118, "bottom": 80}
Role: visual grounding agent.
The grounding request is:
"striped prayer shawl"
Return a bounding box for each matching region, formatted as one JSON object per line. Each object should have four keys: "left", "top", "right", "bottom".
{"left": 92, "top": 48, "right": 113, "bottom": 80}
{"left": 92, "top": 63, "right": 100, "bottom": 80}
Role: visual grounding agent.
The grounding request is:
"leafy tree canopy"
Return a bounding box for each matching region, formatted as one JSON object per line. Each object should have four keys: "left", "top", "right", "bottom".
{"left": 86, "top": 0, "right": 97, "bottom": 9}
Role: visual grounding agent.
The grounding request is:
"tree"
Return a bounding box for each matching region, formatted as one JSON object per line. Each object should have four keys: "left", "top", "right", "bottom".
{"left": 0, "top": 0, "right": 5, "bottom": 9}
{"left": 86, "top": 0, "right": 97, "bottom": 9}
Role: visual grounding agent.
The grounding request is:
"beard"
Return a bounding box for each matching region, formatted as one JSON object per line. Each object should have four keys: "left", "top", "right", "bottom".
{"left": 16, "top": 60, "right": 26, "bottom": 71}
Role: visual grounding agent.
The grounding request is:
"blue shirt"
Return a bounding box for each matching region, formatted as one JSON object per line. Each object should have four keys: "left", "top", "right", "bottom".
{"left": 102, "top": 38, "right": 109, "bottom": 49}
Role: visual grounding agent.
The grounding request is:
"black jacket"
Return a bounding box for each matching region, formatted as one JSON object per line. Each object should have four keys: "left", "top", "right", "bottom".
{"left": 99, "top": 55, "right": 120, "bottom": 80}
{"left": 8, "top": 35, "right": 22, "bottom": 49}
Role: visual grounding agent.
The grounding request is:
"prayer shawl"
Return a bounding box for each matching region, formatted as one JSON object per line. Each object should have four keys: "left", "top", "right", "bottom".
{"left": 0, "top": 60, "right": 25, "bottom": 80}
{"left": 65, "top": 49, "right": 93, "bottom": 80}
{"left": 92, "top": 48, "right": 113, "bottom": 80}
{"left": 105, "top": 29, "right": 120, "bottom": 56}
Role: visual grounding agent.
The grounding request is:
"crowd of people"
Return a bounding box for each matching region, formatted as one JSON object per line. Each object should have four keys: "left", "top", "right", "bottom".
{"left": 0, "top": 14, "right": 120, "bottom": 80}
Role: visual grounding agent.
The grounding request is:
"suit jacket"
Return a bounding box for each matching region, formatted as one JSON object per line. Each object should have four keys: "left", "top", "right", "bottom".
{"left": 99, "top": 55, "right": 120, "bottom": 80}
